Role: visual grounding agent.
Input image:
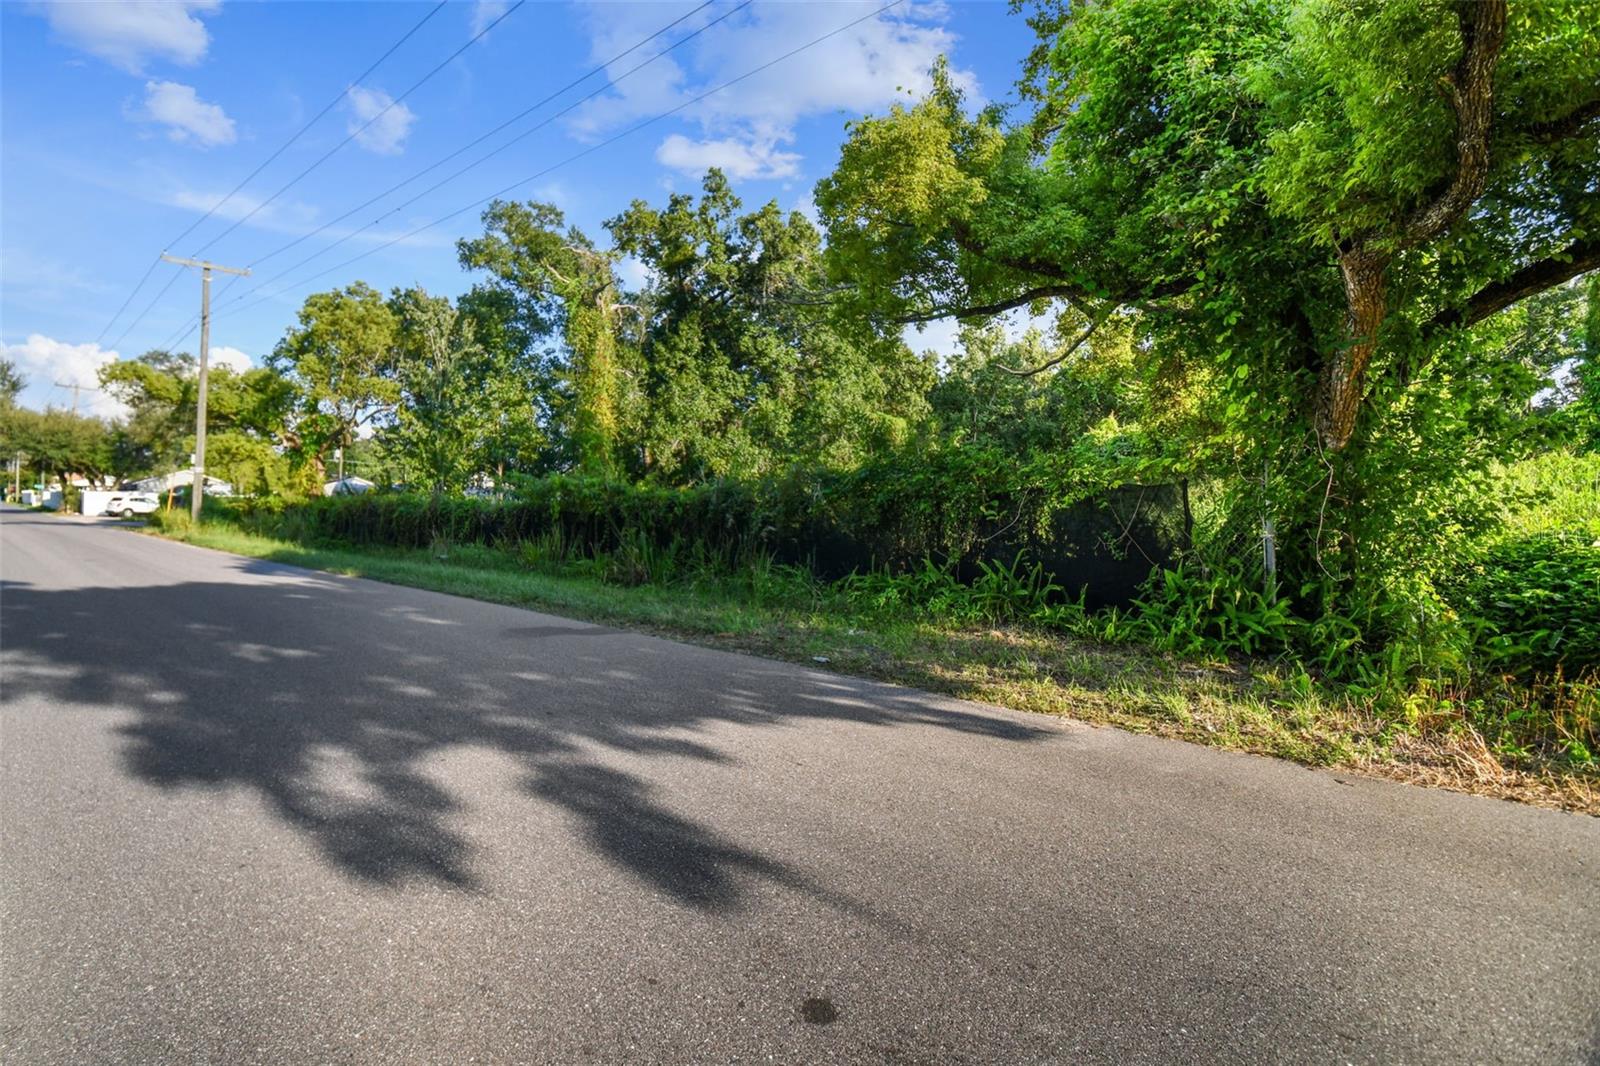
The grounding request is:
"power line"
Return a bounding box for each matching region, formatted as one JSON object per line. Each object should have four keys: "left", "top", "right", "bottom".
{"left": 150, "top": 0, "right": 743, "bottom": 349}
{"left": 193, "top": 2, "right": 903, "bottom": 340}
{"left": 235, "top": 0, "right": 723, "bottom": 276}
{"left": 94, "top": 255, "right": 163, "bottom": 346}
{"left": 222, "top": 0, "right": 752, "bottom": 307}
{"left": 170, "top": 1, "right": 450, "bottom": 251}
{"left": 190, "top": 0, "right": 526, "bottom": 258}
{"left": 92, "top": 2, "right": 449, "bottom": 347}
{"left": 107, "top": 264, "right": 187, "bottom": 352}
{"left": 239, "top": 0, "right": 906, "bottom": 316}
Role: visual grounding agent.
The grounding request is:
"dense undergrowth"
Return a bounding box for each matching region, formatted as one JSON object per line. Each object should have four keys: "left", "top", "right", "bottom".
{"left": 150, "top": 448, "right": 1599, "bottom": 812}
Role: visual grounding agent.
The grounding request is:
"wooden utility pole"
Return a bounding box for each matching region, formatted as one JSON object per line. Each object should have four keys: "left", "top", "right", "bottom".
{"left": 161, "top": 254, "right": 249, "bottom": 521}
{"left": 53, "top": 381, "right": 82, "bottom": 415}
{"left": 52, "top": 381, "right": 105, "bottom": 416}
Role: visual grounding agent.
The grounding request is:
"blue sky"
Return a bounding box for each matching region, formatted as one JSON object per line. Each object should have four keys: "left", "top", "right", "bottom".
{"left": 1, "top": 0, "right": 1034, "bottom": 418}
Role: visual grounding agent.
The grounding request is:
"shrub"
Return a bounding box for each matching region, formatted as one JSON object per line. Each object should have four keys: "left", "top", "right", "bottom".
{"left": 147, "top": 507, "right": 193, "bottom": 536}
{"left": 213, "top": 451, "right": 1187, "bottom": 607}
{"left": 1456, "top": 532, "right": 1600, "bottom": 677}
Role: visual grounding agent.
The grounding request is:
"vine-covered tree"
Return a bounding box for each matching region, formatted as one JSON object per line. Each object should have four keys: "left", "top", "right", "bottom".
{"left": 459, "top": 202, "right": 626, "bottom": 476}
{"left": 817, "top": 0, "right": 1599, "bottom": 601}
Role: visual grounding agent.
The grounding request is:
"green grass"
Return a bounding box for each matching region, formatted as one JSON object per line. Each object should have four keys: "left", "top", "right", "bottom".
{"left": 147, "top": 520, "right": 1597, "bottom": 813}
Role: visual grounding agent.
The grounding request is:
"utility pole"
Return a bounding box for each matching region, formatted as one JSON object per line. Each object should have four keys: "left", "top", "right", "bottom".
{"left": 52, "top": 381, "right": 104, "bottom": 416}
{"left": 161, "top": 253, "right": 249, "bottom": 522}
{"left": 53, "top": 381, "right": 82, "bottom": 415}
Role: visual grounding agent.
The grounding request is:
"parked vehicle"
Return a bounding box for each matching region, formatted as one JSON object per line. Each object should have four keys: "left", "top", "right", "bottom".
{"left": 104, "top": 493, "right": 161, "bottom": 519}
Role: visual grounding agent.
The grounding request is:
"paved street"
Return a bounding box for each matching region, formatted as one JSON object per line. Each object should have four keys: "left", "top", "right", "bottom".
{"left": 1, "top": 506, "right": 1597, "bottom": 1063}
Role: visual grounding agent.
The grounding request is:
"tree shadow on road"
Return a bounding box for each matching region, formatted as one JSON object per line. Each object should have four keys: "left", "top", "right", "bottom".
{"left": 0, "top": 561, "right": 1047, "bottom": 914}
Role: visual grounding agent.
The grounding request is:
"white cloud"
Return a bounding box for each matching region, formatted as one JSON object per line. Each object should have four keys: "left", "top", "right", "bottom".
{"left": 656, "top": 133, "right": 801, "bottom": 181}
{"left": 616, "top": 256, "right": 653, "bottom": 292}
{"left": 208, "top": 345, "right": 252, "bottom": 372}
{"left": 470, "top": 0, "right": 510, "bottom": 35}
{"left": 2, "top": 334, "right": 128, "bottom": 419}
{"left": 159, "top": 182, "right": 445, "bottom": 248}
{"left": 165, "top": 185, "right": 315, "bottom": 228}
{"left": 35, "top": 0, "right": 220, "bottom": 74}
{"left": 135, "top": 80, "right": 236, "bottom": 147}
{"left": 572, "top": 1, "right": 978, "bottom": 178}
{"left": 345, "top": 85, "right": 416, "bottom": 155}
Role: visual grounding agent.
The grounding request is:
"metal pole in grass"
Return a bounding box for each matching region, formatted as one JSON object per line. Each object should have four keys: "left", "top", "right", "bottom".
{"left": 1262, "top": 458, "right": 1277, "bottom": 598}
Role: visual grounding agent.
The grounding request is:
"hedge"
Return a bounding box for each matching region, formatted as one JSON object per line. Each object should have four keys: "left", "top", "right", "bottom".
{"left": 219, "top": 448, "right": 1188, "bottom": 607}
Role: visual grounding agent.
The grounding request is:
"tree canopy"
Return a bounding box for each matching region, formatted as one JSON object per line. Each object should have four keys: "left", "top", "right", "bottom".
{"left": 817, "top": 0, "right": 1598, "bottom": 597}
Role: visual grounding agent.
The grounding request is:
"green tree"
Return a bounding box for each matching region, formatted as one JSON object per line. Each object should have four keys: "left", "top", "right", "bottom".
{"left": 459, "top": 203, "right": 626, "bottom": 476}
{"left": 0, "top": 406, "right": 113, "bottom": 488}
{"left": 456, "top": 285, "right": 549, "bottom": 480}
{"left": 1565, "top": 273, "right": 1600, "bottom": 447}
{"left": 381, "top": 287, "right": 490, "bottom": 493}
{"left": 269, "top": 283, "right": 400, "bottom": 477}
{"left": 816, "top": 0, "right": 1599, "bottom": 603}
{"left": 607, "top": 169, "right": 931, "bottom": 481}
{"left": 99, "top": 349, "right": 298, "bottom": 481}
{"left": 204, "top": 431, "right": 297, "bottom": 498}
{"left": 0, "top": 358, "right": 23, "bottom": 407}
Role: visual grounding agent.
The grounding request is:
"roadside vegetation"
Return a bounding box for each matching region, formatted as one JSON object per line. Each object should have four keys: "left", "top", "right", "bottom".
{"left": 11, "top": 0, "right": 1600, "bottom": 810}
{"left": 148, "top": 446, "right": 1598, "bottom": 813}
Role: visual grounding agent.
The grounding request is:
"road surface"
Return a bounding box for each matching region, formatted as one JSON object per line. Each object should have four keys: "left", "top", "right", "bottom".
{"left": 2, "top": 507, "right": 1597, "bottom": 1064}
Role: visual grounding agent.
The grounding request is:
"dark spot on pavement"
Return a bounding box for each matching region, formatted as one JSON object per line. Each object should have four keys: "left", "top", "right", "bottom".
{"left": 800, "top": 997, "right": 838, "bottom": 1025}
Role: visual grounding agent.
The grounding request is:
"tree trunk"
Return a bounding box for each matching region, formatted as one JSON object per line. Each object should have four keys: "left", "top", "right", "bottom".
{"left": 1316, "top": 247, "right": 1390, "bottom": 452}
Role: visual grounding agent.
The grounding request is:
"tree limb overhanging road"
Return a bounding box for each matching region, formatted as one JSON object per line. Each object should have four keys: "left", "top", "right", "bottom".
{"left": 1, "top": 507, "right": 1597, "bottom": 1064}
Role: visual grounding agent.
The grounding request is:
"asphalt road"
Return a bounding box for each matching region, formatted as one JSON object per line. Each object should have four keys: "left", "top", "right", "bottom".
{"left": 1, "top": 506, "right": 1597, "bottom": 1064}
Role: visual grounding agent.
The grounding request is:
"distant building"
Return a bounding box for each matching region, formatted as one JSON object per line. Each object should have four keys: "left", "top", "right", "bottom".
{"left": 322, "top": 476, "right": 375, "bottom": 496}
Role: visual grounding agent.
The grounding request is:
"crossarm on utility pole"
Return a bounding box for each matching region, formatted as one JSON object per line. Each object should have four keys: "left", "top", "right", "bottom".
{"left": 159, "top": 253, "right": 251, "bottom": 276}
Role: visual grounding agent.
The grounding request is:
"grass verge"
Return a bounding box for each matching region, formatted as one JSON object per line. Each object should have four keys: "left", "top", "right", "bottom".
{"left": 146, "top": 521, "right": 1597, "bottom": 815}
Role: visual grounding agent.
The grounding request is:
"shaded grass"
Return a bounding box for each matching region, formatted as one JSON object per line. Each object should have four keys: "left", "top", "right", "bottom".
{"left": 147, "top": 522, "right": 1597, "bottom": 814}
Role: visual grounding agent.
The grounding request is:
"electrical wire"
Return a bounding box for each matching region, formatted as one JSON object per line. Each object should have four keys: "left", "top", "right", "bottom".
{"left": 225, "top": 0, "right": 752, "bottom": 304}
{"left": 235, "top": 0, "right": 724, "bottom": 275}
{"left": 92, "top": 1, "right": 449, "bottom": 346}
{"left": 189, "top": 0, "right": 526, "bottom": 257}
{"left": 154, "top": 0, "right": 730, "bottom": 354}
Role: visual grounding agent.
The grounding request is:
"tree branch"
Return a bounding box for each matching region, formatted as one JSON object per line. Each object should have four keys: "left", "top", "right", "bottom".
{"left": 1398, "top": 0, "right": 1507, "bottom": 250}
{"left": 897, "top": 284, "right": 1085, "bottom": 324}
{"left": 994, "top": 314, "right": 1103, "bottom": 377}
{"left": 1526, "top": 96, "right": 1600, "bottom": 143}
{"left": 1427, "top": 237, "right": 1600, "bottom": 334}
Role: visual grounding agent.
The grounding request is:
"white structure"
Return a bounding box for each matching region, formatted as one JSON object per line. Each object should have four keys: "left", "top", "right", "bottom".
{"left": 21, "top": 489, "right": 61, "bottom": 509}
{"left": 129, "top": 470, "right": 234, "bottom": 496}
{"left": 80, "top": 490, "right": 118, "bottom": 516}
{"left": 323, "top": 476, "right": 375, "bottom": 496}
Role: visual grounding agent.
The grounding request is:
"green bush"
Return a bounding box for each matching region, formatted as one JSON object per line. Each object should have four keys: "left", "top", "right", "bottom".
{"left": 216, "top": 448, "right": 1185, "bottom": 600}
{"left": 1126, "top": 564, "right": 1301, "bottom": 659}
{"left": 146, "top": 507, "right": 193, "bottom": 536}
{"left": 1456, "top": 532, "right": 1600, "bottom": 677}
